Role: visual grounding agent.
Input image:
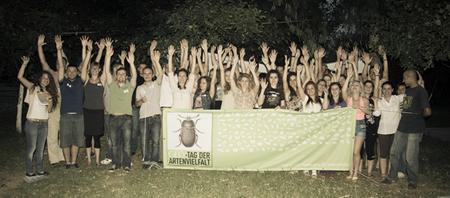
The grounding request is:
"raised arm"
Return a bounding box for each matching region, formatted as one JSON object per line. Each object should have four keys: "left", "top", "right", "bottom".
{"left": 152, "top": 50, "right": 164, "bottom": 85}
{"left": 260, "top": 42, "right": 270, "bottom": 69}
{"left": 180, "top": 39, "right": 189, "bottom": 69}
{"left": 257, "top": 78, "right": 268, "bottom": 106}
{"left": 17, "top": 56, "right": 34, "bottom": 89}
{"left": 167, "top": 45, "right": 175, "bottom": 74}
{"left": 209, "top": 53, "right": 218, "bottom": 98}
{"left": 300, "top": 46, "right": 314, "bottom": 82}
{"left": 379, "top": 46, "right": 389, "bottom": 81}
{"left": 80, "top": 39, "right": 93, "bottom": 82}
{"left": 268, "top": 49, "right": 278, "bottom": 71}
{"left": 80, "top": 35, "right": 89, "bottom": 62}
{"left": 104, "top": 38, "right": 114, "bottom": 85}
{"left": 248, "top": 59, "right": 260, "bottom": 95}
{"left": 239, "top": 48, "right": 248, "bottom": 73}
{"left": 37, "top": 34, "right": 54, "bottom": 73}
{"left": 127, "top": 43, "right": 137, "bottom": 88}
{"left": 94, "top": 38, "right": 106, "bottom": 63}
{"left": 282, "top": 55, "right": 290, "bottom": 99}
{"left": 55, "top": 35, "right": 65, "bottom": 82}
{"left": 342, "top": 66, "right": 354, "bottom": 101}
{"left": 296, "top": 65, "right": 306, "bottom": 100}
{"left": 317, "top": 47, "right": 326, "bottom": 79}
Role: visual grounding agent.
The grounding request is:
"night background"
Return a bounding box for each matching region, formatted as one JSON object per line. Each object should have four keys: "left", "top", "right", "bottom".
{"left": 0, "top": 0, "right": 449, "bottom": 196}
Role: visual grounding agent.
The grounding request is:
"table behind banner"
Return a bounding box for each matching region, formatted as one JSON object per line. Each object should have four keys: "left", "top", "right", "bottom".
{"left": 163, "top": 108, "right": 356, "bottom": 171}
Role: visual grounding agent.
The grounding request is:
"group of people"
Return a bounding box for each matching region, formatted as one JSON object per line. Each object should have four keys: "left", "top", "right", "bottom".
{"left": 18, "top": 35, "right": 431, "bottom": 189}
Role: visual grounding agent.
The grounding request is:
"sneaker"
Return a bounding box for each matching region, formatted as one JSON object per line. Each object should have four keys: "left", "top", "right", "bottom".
{"left": 124, "top": 167, "right": 131, "bottom": 172}
{"left": 37, "top": 171, "right": 49, "bottom": 176}
{"left": 311, "top": 170, "right": 318, "bottom": 177}
{"left": 25, "top": 173, "right": 36, "bottom": 177}
{"left": 398, "top": 172, "right": 406, "bottom": 178}
{"left": 408, "top": 183, "right": 417, "bottom": 189}
{"left": 381, "top": 178, "right": 392, "bottom": 184}
{"left": 101, "top": 158, "right": 112, "bottom": 165}
{"left": 65, "top": 164, "right": 72, "bottom": 169}
{"left": 303, "top": 170, "right": 310, "bottom": 176}
{"left": 108, "top": 165, "right": 118, "bottom": 172}
{"left": 72, "top": 163, "right": 79, "bottom": 168}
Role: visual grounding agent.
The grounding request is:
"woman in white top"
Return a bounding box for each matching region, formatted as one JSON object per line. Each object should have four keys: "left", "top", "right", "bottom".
{"left": 374, "top": 81, "right": 404, "bottom": 178}
{"left": 18, "top": 56, "right": 58, "bottom": 177}
{"left": 167, "top": 45, "right": 197, "bottom": 109}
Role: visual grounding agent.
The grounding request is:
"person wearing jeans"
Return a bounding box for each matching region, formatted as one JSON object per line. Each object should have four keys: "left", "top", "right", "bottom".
{"left": 103, "top": 40, "right": 137, "bottom": 171}
{"left": 135, "top": 57, "right": 163, "bottom": 168}
{"left": 382, "top": 70, "right": 431, "bottom": 189}
{"left": 18, "top": 56, "right": 58, "bottom": 177}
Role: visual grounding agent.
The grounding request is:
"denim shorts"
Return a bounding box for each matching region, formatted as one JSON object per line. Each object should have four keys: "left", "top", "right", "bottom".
{"left": 355, "top": 120, "right": 366, "bottom": 138}
{"left": 60, "top": 114, "right": 85, "bottom": 148}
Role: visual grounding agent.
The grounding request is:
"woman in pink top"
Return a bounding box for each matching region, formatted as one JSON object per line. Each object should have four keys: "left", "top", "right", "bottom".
{"left": 342, "top": 52, "right": 370, "bottom": 181}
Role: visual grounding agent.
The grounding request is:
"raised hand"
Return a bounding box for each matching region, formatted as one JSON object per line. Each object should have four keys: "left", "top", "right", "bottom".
{"left": 210, "top": 45, "right": 217, "bottom": 54}
{"left": 230, "top": 44, "right": 238, "bottom": 56}
{"left": 362, "top": 52, "right": 372, "bottom": 65}
{"left": 318, "top": 47, "right": 326, "bottom": 59}
{"left": 80, "top": 35, "right": 89, "bottom": 47}
{"left": 217, "top": 45, "right": 223, "bottom": 56}
{"left": 239, "top": 48, "right": 246, "bottom": 60}
{"left": 105, "top": 37, "right": 113, "bottom": 48}
{"left": 150, "top": 40, "right": 158, "bottom": 51}
{"left": 348, "top": 52, "right": 356, "bottom": 64}
{"left": 341, "top": 50, "right": 348, "bottom": 61}
{"left": 260, "top": 42, "right": 269, "bottom": 55}
{"left": 269, "top": 50, "right": 278, "bottom": 64}
{"left": 300, "top": 46, "right": 310, "bottom": 64}
{"left": 201, "top": 39, "right": 208, "bottom": 51}
{"left": 153, "top": 50, "right": 161, "bottom": 63}
{"left": 372, "top": 63, "right": 380, "bottom": 76}
{"left": 21, "top": 56, "right": 30, "bottom": 65}
{"left": 54, "top": 35, "right": 64, "bottom": 50}
{"left": 118, "top": 50, "right": 126, "bottom": 62}
{"left": 289, "top": 42, "right": 297, "bottom": 56}
{"left": 96, "top": 38, "right": 106, "bottom": 50}
{"left": 37, "top": 34, "right": 46, "bottom": 46}
{"left": 129, "top": 43, "right": 136, "bottom": 54}
{"left": 284, "top": 55, "right": 290, "bottom": 67}
{"left": 378, "top": 45, "right": 386, "bottom": 56}
{"left": 105, "top": 43, "right": 114, "bottom": 58}
{"left": 168, "top": 45, "right": 175, "bottom": 57}
{"left": 126, "top": 50, "right": 135, "bottom": 64}
{"left": 260, "top": 78, "right": 268, "bottom": 90}
{"left": 191, "top": 47, "right": 197, "bottom": 57}
{"left": 352, "top": 46, "right": 359, "bottom": 59}
{"left": 347, "top": 66, "right": 354, "bottom": 78}
{"left": 86, "top": 39, "right": 93, "bottom": 52}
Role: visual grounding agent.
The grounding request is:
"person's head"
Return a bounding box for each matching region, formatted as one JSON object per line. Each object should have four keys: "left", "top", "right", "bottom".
{"left": 138, "top": 64, "right": 147, "bottom": 76}
{"left": 350, "top": 80, "right": 363, "bottom": 95}
{"left": 382, "top": 81, "right": 394, "bottom": 98}
{"left": 317, "top": 79, "right": 327, "bottom": 94}
{"left": 363, "top": 80, "right": 374, "bottom": 97}
{"left": 304, "top": 81, "right": 317, "bottom": 98}
{"left": 276, "top": 65, "right": 284, "bottom": 75}
{"left": 112, "top": 63, "right": 124, "bottom": 78}
{"left": 237, "top": 73, "right": 254, "bottom": 91}
{"left": 37, "top": 71, "right": 58, "bottom": 111}
{"left": 329, "top": 82, "right": 342, "bottom": 98}
{"left": 196, "top": 76, "right": 211, "bottom": 93}
{"left": 116, "top": 68, "right": 127, "bottom": 83}
{"left": 397, "top": 82, "right": 406, "bottom": 95}
{"left": 402, "top": 69, "right": 419, "bottom": 87}
{"left": 323, "top": 75, "right": 332, "bottom": 87}
{"left": 89, "top": 62, "right": 101, "bottom": 77}
{"left": 267, "top": 70, "right": 280, "bottom": 88}
{"left": 66, "top": 65, "right": 78, "bottom": 80}
{"left": 339, "top": 75, "right": 346, "bottom": 87}
{"left": 224, "top": 68, "right": 232, "bottom": 83}
{"left": 258, "top": 73, "right": 267, "bottom": 81}
{"left": 177, "top": 68, "right": 189, "bottom": 89}
{"left": 142, "top": 67, "right": 154, "bottom": 82}
{"left": 287, "top": 72, "right": 297, "bottom": 89}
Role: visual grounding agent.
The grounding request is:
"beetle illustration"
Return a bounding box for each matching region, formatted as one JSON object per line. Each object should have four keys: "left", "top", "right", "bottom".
{"left": 174, "top": 114, "right": 202, "bottom": 148}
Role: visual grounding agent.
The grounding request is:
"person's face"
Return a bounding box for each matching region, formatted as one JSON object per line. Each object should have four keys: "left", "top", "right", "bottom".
{"left": 116, "top": 70, "right": 127, "bottom": 83}
{"left": 113, "top": 64, "right": 124, "bottom": 78}
{"left": 397, "top": 85, "right": 406, "bottom": 95}
{"left": 276, "top": 66, "right": 284, "bottom": 75}
{"left": 289, "top": 75, "right": 297, "bottom": 88}
{"left": 225, "top": 71, "right": 231, "bottom": 83}
{"left": 364, "top": 82, "right": 373, "bottom": 95}
{"left": 239, "top": 76, "right": 250, "bottom": 90}
{"left": 382, "top": 84, "right": 393, "bottom": 97}
{"left": 199, "top": 78, "right": 208, "bottom": 91}
{"left": 269, "top": 73, "right": 278, "bottom": 87}
{"left": 324, "top": 76, "right": 331, "bottom": 87}
{"left": 402, "top": 71, "right": 415, "bottom": 86}
{"left": 90, "top": 65, "right": 100, "bottom": 76}
{"left": 142, "top": 68, "right": 153, "bottom": 82}
{"left": 138, "top": 64, "right": 147, "bottom": 75}
{"left": 66, "top": 66, "right": 78, "bottom": 80}
{"left": 178, "top": 72, "right": 188, "bottom": 86}
{"left": 351, "top": 81, "right": 361, "bottom": 93}
{"left": 306, "top": 84, "right": 316, "bottom": 97}
{"left": 318, "top": 81, "right": 326, "bottom": 92}
{"left": 339, "top": 76, "right": 346, "bottom": 87}
{"left": 330, "top": 84, "right": 341, "bottom": 97}
{"left": 40, "top": 73, "right": 50, "bottom": 87}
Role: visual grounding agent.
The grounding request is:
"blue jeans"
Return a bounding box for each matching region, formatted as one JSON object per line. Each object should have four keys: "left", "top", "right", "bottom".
{"left": 25, "top": 120, "right": 48, "bottom": 174}
{"left": 110, "top": 115, "right": 132, "bottom": 168}
{"left": 140, "top": 115, "right": 161, "bottom": 162}
{"left": 131, "top": 107, "right": 140, "bottom": 155}
{"left": 104, "top": 114, "right": 112, "bottom": 159}
{"left": 388, "top": 131, "right": 423, "bottom": 184}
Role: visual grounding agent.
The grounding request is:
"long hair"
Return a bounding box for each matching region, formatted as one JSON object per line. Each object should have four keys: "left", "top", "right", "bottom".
{"left": 223, "top": 68, "right": 231, "bottom": 94}
{"left": 177, "top": 68, "right": 189, "bottom": 89}
{"left": 328, "top": 82, "right": 344, "bottom": 107}
{"left": 304, "top": 81, "right": 322, "bottom": 106}
{"left": 237, "top": 73, "right": 255, "bottom": 91}
{"left": 267, "top": 69, "right": 282, "bottom": 90}
{"left": 287, "top": 72, "right": 297, "bottom": 95}
{"left": 194, "top": 76, "right": 211, "bottom": 96}
{"left": 34, "top": 71, "right": 58, "bottom": 111}
{"left": 363, "top": 80, "right": 375, "bottom": 98}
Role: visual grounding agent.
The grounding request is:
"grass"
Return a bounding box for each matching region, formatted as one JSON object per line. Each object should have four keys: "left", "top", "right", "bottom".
{"left": 0, "top": 108, "right": 449, "bottom": 197}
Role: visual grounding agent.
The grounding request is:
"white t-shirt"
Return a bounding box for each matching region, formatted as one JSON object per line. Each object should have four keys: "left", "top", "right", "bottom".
{"left": 375, "top": 95, "right": 404, "bottom": 135}
{"left": 159, "top": 75, "right": 173, "bottom": 107}
{"left": 136, "top": 82, "right": 161, "bottom": 119}
{"left": 302, "top": 95, "right": 322, "bottom": 113}
{"left": 25, "top": 88, "right": 49, "bottom": 120}
{"left": 168, "top": 73, "right": 195, "bottom": 109}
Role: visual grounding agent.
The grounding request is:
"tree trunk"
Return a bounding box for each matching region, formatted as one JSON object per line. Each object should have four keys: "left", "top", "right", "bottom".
{"left": 16, "top": 84, "right": 24, "bottom": 133}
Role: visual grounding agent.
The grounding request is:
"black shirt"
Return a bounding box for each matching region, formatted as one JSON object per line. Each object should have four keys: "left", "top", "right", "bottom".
{"left": 397, "top": 86, "right": 430, "bottom": 133}
{"left": 262, "top": 87, "right": 285, "bottom": 109}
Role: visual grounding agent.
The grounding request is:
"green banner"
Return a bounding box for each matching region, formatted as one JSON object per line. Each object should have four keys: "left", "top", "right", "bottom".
{"left": 163, "top": 108, "right": 356, "bottom": 171}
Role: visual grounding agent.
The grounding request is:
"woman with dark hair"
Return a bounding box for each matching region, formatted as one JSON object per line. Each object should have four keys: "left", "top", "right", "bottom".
{"left": 193, "top": 75, "right": 216, "bottom": 109}
{"left": 18, "top": 56, "right": 58, "bottom": 177}
{"left": 373, "top": 81, "right": 404, "bottom": 179}
{"left": 317, "top": 79, "right": 327, "bottom": 99}
{"left": 258, "top": 70, "right": 286, "bottom": 109}
{"left": 283, "top": 56, "right": 302, "bottom": 111}
{"left": 328, "top": 82, "right": 347, "bottom": 109}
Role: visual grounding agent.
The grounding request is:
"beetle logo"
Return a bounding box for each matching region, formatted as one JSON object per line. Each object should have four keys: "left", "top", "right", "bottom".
{"left": 174, "top": 114, "right": 203, "bottom": 148}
